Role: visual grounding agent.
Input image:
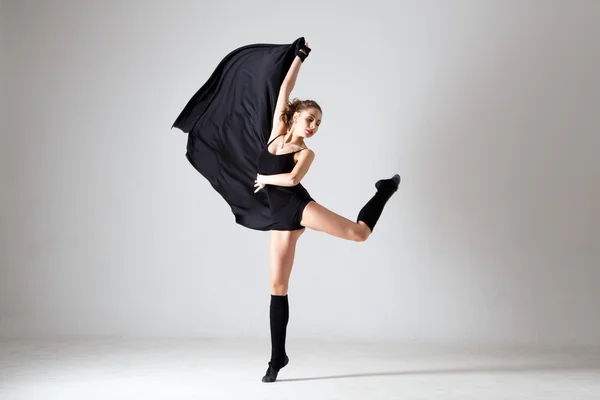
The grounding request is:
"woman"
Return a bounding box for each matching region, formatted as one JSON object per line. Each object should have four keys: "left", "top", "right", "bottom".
{"left": 172, "top": 38, "right": 400, "bottom": 383}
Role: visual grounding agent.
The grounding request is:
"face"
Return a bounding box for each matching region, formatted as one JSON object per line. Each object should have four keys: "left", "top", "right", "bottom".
{"left": 293, "top": 108, "right": 322, "bottom": 138}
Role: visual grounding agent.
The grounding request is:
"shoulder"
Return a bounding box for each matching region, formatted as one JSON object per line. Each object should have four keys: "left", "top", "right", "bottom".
{"left": 295, "top": 147, "right": 315, "bottom": 160}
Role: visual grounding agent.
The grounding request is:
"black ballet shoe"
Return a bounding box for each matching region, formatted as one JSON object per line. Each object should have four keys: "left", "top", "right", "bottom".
{"left": 261, "top": 355, "right": 289, "bottom": 383}
{"left": 375, "top": 174, "right": 401, "bottom": 192}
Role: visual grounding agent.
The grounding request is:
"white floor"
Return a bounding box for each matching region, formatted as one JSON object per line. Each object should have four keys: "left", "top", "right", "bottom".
{"left": 1, "top": 338, "right": 599, "bottom": 399}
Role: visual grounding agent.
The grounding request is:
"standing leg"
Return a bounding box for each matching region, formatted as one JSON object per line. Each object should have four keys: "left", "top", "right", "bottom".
{"left": 262, "top": 228, "right": 304, "bottom": 383}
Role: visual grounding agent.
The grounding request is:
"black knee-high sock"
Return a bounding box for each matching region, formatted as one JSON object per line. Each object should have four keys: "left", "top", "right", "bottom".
{"left": 357, "top": 174, "right": 400, "bottom": 232}
{"left": 269, "top": 294, "right": 289, "bottom": 367}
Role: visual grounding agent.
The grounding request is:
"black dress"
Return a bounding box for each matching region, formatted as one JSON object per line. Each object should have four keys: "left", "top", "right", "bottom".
{"left": 171, "top": 37, "right": 313, "bottom": 231}
{"left": 256, "top": 134, "right": 315, "bottom": 231}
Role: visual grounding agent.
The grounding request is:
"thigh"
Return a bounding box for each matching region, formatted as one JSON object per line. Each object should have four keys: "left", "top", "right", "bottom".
{"left": 269, "top": 229, "right": 304, "bottom": 286}
{"left": 300, "top": 201, "right": 361, "bottom": 240}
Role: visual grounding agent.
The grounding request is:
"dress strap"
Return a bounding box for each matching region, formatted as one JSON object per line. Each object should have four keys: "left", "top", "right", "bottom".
{"left": 267, "top": 134, "right": 285, "bottom": 146}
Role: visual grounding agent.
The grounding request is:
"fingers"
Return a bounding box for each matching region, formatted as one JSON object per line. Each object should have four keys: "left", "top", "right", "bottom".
{"left": 254, "top": 181, "right": 265, "bottom": 193}
{"left": 254, "top": 173, "right": 266, "bottom": 193}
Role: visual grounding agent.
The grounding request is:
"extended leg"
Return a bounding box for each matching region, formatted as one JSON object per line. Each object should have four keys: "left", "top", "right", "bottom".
{"left": 300, "top": 174, "right": 400, "bottom": 240}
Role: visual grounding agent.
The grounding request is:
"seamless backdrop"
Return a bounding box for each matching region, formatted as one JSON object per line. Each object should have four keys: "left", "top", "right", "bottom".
{"left": 1, "top": 0, "right": 599, "bottom": 346}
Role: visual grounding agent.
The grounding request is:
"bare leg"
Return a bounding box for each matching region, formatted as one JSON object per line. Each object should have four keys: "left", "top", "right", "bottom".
{"left": 269, "top": 229, "right": 304, "bottom": 295}
{"left": 300, "top": 174, "right": 400, "bottom": 238}
{"left": 300, "top": 201, "right": 371, "bottom": 242}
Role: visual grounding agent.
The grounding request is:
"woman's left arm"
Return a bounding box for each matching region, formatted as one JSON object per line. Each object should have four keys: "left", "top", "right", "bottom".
{"left": 256, "top": 150, "right": 315, "bottom": 188}
{"left": 258, "top": 173, "right": 295, "bottom": 187}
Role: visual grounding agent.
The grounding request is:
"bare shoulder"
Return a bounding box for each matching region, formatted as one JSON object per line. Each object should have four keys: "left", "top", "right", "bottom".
{"left": 294, "top": 147, "right": 315, "bottom": 161}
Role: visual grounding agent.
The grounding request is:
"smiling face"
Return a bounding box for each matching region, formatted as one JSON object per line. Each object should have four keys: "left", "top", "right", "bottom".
{"left": 293, "top": 107, "right": 322, "bottom": 139}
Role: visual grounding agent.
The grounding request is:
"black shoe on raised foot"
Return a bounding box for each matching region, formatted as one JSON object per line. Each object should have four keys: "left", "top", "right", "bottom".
{"left": 375, "top": 174, "right": 401, "bottom": 192}
{"left": 261, "top": 355, "right": 289, "bottom": 383}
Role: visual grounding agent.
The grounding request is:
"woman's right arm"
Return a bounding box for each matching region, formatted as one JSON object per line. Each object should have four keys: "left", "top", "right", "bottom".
{"left": 279, "top": 56, "right": 303, "bottom": 97}
{"left": 269, "top": 44, "right": 309, "bottom": 140}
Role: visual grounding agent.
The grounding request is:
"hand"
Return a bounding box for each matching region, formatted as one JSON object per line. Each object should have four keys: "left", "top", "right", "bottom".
{"left": 299, "top": 41, "right": 309, "bottom": 55}
{"left": 296, "top": 40, "right": 311, "bottom": 62}
{"left": 254, "top": 173, "right": 266, "bottom": 193}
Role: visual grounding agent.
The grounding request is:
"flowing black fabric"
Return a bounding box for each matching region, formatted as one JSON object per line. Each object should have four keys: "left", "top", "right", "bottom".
{"left": 172, "top": 37, "right": 306, "bottom": 231}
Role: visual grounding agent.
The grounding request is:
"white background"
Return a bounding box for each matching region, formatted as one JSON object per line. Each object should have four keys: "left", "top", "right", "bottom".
{"left": 1, "top": 0, "right": 598, "bottom": 346}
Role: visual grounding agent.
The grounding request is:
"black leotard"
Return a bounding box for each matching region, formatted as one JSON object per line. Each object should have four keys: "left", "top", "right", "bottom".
{"left": 257, "top": 134, "right": 314, "bottom": 231}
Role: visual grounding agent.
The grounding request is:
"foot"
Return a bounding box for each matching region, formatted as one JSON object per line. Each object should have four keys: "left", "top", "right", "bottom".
{"left": 261, "top": 355, "right": 289, "bottom": 383}
{"left": 375, "top": 174, "right": 401, "bottom": 192}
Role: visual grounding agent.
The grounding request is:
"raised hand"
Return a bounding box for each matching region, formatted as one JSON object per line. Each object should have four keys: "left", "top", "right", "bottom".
{"left": 296, "top": 40, "right": 311, "bottom": 62}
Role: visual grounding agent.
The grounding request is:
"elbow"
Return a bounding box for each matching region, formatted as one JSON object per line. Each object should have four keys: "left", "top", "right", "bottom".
{"left": 289, "top": 174, "right": 300, "bottom": 186}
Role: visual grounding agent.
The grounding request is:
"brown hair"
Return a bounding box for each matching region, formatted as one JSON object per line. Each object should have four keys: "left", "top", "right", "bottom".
{"left": 280, "top": 98, "right": 322, "bottom": 130}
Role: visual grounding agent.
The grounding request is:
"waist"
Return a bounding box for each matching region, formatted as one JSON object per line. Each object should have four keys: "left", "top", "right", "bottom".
{"left": 266, "top": 184, "right": 312, "bottom": 207}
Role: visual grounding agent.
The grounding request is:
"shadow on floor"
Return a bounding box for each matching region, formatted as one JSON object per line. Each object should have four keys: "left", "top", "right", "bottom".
{"left": 277, "top": 361, "right": 600, "bottom": 382}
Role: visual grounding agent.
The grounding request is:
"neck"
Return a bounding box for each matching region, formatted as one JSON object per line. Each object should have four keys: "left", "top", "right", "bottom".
{"left": 284, "top": 129, "right": 304, "bottom": 147}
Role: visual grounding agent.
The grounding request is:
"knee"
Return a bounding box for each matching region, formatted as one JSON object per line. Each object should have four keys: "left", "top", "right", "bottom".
{"left": 271, "top": 281, "right": 288, "bottom": 295}
{"left": 349, "top": 224, "right": 370, "bottom": 242}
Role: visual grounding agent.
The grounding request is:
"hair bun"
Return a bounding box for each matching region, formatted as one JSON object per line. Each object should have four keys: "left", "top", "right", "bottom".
{"left": 280, "top": 98, "right": 322, "bottom": 130}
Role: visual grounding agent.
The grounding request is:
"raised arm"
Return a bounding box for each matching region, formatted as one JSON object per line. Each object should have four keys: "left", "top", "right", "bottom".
{"left": 268, "top": 42, "right": 311, "bottom": 141}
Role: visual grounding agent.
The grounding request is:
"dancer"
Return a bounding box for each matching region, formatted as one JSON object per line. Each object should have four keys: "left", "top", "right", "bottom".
{"left": 172, "top": 38, "right": 400, "bottom": 383}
